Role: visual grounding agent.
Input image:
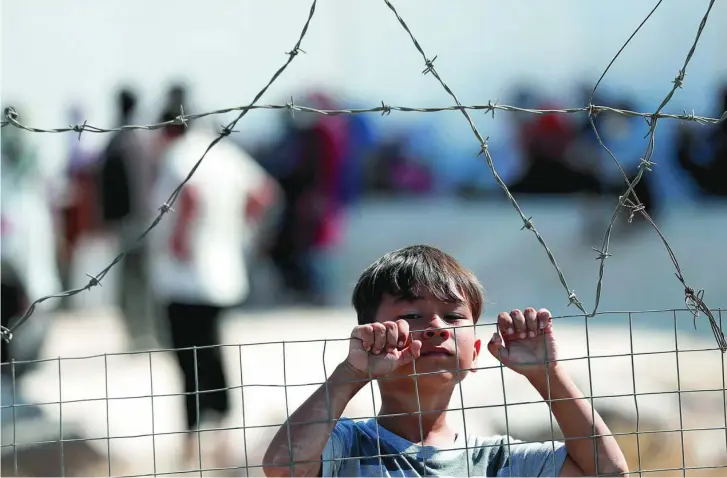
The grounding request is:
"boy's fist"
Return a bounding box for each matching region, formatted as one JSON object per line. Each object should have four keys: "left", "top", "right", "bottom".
{"left": 487, "top": 307, "right": 559, "bottom": 378}
{"left": 345, "top": 321, "right": 422, "bottom": 379}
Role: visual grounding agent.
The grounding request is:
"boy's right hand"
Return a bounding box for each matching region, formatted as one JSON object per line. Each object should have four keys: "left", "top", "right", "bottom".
{"left": 344, "top": 321, "right": 422, "bottom": 379}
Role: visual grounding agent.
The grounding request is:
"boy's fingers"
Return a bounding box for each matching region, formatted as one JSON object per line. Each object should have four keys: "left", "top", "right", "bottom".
{"left": 497, "top": 312, "right": 514, "bottom": 337}
{"left": 537, "top": 308, "right": 553, "bottom": 333}
{"left": 398, "top": 340, "right": 422, "bottom": 364}
{"left": 523, "top": 307, "right": 538, "bottom": 338}
{"left": 395, "top": 319, "right": 410, "bottom": 348}
{"left": 351, "top": 325, "right": 373, "bottom": 351}
{"left": 487, "top": 332, "right": 508, "bottom": 363}
{"left": 510, "top": 309, "right": 527, "bottom": 339}
{"left": 371, "top": 323, "right": 387, "bottom": 354}
{"left": 384, "top": 322, "right": 398, "bottom": 352}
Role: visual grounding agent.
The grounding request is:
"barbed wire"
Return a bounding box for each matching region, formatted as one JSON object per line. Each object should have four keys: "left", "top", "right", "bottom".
{"left": 2, "top": 102, "right": 722, "bottom": 135}
{"left": 584, "top": 0, "right": 725, "bottom": 351}
{"left": 1, "top": 0, "right": 726, "bottom": 355}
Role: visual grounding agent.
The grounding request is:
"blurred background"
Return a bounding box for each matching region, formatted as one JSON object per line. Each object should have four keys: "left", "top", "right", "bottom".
{"left": 2, "top": 0, "right": 727, "bottom": 476}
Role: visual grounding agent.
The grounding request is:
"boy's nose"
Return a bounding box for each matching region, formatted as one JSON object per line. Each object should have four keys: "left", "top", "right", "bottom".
{"left": 423, "top": 328, "right": 451, "bottom": 340}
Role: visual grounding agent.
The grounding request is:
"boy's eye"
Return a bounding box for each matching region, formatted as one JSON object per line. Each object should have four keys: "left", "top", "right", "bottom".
{"left": 444, "top": 314, "right": 465, "bottom": 323}
{"left": 398, "top": 314, "right": 421, "bottom": 321}
{"left": 397, "top": 313, "right": 465, "bottom": 323}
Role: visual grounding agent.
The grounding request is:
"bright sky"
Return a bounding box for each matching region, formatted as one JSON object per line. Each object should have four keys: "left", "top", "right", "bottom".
{"left": 3, "top": 0, "right": 726, "bottom": 178}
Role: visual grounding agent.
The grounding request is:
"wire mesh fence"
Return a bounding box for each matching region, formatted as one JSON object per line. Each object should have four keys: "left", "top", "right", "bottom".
{"left": 2, "top": 308, "right": 727, "bottom": 476}
{"left": 2, "top": 0, "right": 727, "bottom": 476}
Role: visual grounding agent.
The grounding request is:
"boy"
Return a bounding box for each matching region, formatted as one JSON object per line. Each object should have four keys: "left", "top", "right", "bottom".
{"left": 263, "top": 245, "right": 629, "bottom": 477}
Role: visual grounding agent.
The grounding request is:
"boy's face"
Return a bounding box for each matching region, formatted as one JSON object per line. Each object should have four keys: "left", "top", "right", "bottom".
{"left": 372, "top": 290, "right": 482, "bottom": 388}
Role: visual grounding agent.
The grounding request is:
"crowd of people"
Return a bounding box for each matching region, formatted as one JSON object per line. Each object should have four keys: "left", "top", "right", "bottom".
{"left": 2, "top": 81, "right": 725, "bottom": 349}
{"left": 1, "top": 81, "right": 725, "bottom": 466}
{"left": 463, "top": 84, "right": 726, "bottom": 208}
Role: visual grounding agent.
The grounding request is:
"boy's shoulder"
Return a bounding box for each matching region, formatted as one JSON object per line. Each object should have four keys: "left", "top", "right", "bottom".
{"left": 332, "top": 416, "right": 562, "bottom": 447}
{"left": 335, "top": 417, "right": 512, "bottom": 447}
{"left": 325, "top": 418, "right": 567, "bottom": 477}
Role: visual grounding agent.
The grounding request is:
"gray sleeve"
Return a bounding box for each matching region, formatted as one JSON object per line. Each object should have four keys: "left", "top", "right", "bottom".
{"left": 321, "top": 419, "right": 355, "bottom": 477}
{"left": 506, "top": 439, "right": 568, "bottom": 477}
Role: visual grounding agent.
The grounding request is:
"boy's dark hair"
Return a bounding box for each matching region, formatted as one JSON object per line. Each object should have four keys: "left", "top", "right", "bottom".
{"left": 352, "top": 245, "right": 484, "bottom": 325}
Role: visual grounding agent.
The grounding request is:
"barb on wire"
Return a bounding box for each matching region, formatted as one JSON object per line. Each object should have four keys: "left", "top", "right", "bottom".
{"left": 0, "top": 0, "right": 319, "bottom": 344}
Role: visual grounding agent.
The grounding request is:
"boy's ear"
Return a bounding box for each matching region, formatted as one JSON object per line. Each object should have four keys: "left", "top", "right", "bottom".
{"left": 470, "top": 338, "right": 482, "bottom": 372}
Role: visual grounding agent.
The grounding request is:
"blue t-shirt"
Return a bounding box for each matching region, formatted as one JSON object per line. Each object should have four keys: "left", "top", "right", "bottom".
{"left": 322, "top": 418, "right": 567, "bottom": 477}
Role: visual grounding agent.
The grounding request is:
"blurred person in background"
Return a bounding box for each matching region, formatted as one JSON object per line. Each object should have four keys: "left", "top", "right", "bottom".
{"left": 675, "top": 84, "right": 727, "bottom": 197}
{"left": 56, "top": 104, "right": 100, "bottom": 309}
{"left": 97, "top": 87, "right": 157, "bottom": 350}
{"left": 163, "top": 83, "right": 188, "bottom": 116}
{"left": 598, "top": 98, "right": 657, "bottom": 222}
{"left": 1, "top": 257, "right": 34, "bottom": 433}
{"left": 2, "top": 109, "right": 86, "bottom": 468}
{"left": 143, "top": 83, "right": 191, "bottom": 181}
{"left": 263, "top": 92, "right": 348, "bottom": 305}
{"left": 508, "top": 100, "right": 602, "bottom": 196}
{"left": 564, "top": 90, "right": 658, "bottom": 239}
{"left": 1, "top": 116, "right": 60, "bottom": 379}
{"left": 338, "top": 107, "right": 377, "bottom": 205}
{"left": 149, "top": 107, "right": 280, "bottom": 467}
{"left": 365, "top": 134, "right": 433, "bottom": 197}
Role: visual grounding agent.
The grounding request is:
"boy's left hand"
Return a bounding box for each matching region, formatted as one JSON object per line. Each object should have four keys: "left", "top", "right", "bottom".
{"left": 487, "top": 307, "right": 559, "bottom": 379}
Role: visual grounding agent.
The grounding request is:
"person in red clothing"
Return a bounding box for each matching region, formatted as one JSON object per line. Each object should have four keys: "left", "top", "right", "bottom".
{"left": 268, "top": 91, "right": 348, "bottom": 305}
{"left": 508, "top": 101, "right": 603, "bottom": 196}
{"left": 57, "top": 105, "right": 99, "bottom": 309}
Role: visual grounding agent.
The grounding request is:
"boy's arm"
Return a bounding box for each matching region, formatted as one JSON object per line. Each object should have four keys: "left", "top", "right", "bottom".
{"left": 527, "top": 368, "right": 629, "bottom": 477}
{"left": 264, "top": 321, "right": 416, "bottom": 477}
{"left": 490, "top": 309, "right": 629, "bottom": 477}
{"left": 262, "top": 361, "right": 368, "bottom": 477}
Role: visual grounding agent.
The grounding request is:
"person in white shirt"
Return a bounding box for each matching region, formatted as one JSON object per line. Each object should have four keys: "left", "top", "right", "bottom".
{"left": 149, "top": 113, "right": 280, "bottom": 465}
{"left": 1, "top": 122, "right": 61, "bottom": 376}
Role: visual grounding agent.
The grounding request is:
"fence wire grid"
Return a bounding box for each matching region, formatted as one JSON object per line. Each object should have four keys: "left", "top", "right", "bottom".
{"left": 2, "top": 0, "right": 727, "bottom": 476}
{"left": 2, "top": 309, "right": 727, "bottom": 477}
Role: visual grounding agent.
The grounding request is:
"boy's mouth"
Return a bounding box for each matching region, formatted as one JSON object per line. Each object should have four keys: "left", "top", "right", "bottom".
{"left": 420, "top": 347, "right": 454, "bottom": 357}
